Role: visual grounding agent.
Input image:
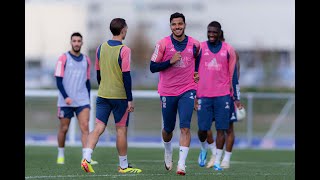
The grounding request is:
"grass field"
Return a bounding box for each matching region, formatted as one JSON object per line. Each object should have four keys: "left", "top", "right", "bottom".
{"left": 25, "top": 146, "right": 295, "bottom": 180}
{"left": 25, "top": 97, "right": 295, "bottom": 137}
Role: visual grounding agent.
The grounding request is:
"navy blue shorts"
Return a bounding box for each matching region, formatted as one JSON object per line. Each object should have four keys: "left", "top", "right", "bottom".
{"left": 57, "top": 104, "right": 90, "bottom": 119}
{"left": 229, "top": 99, "right": 238, "bottom": 122}
{"left": 160, "top": 90, "right": 196, "bottom": 134}
{"left": 95, "top": 97, "right": 129, "bottom": 127}
{"left": 197, "top": 95, "right": 231, "bottom": 131}
{"left": 211, "top": 98, "right": 238, "bottom": 123}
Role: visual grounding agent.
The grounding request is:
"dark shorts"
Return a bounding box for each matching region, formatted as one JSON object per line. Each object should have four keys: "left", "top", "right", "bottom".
{"left": 95, "top": 97, "right": 129, "bottom": 127}
{"left": 229, "top": 99, "right": 238, "bottom": 123}
{"left": 160, "top": 89, "right": 196, "bottom": 134}
{"left": 197, "top": 95, "right": 231, "bottom": 131}
{"left": 211, "top": 98, "right": 238, "bottom": 123}
{"left": 57, "top": 104, "right": 90, "bottom": 119}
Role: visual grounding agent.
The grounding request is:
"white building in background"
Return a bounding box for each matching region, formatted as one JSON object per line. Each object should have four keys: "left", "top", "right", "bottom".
{"left": 25, "top": 0, "right": 88, "bottom": 66}
{"left": 26, "top": 0, "right": 295, "bottom": 88}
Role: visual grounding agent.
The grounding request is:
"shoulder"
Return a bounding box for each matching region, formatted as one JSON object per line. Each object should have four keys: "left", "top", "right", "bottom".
{"left": 121, "top": 45, "right": 131, "bottom": 53}
{"left": 189, "top": 36, "right": 199, "bottom": 43}
{"left": 58, "top": 53, "right": 68, "bottom": 62}
{"left": 83, "top": 54, "right": 91, "bottom": 61}
{"left": 157, "top": 38, "right": 167, "bottom": 46}
{"left": 193, "top": 38, "right": 201, "bottom": 47}
{"left": 153, "top": 38, "right": 167, "bottom": 52}
{"left": 120, "top": 45, "right": 131, "bottom": 59}
{"left": 199, "top": 41, "right": 207, "bottom": 48}
{"left": 223, "top": 42, "right": 235, "bottom": 51}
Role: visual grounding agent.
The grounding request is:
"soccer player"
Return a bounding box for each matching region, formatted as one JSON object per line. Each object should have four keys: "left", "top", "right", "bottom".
{"left": 150, "top": 12, "right": 200, "bottom": 175}
{"left": 54, "top": 32, "right": 97, "bottom": 165}
{"left": 195, "top": 21, "right": 237, "bottom": 171}
{"left": 201, "top": 30, "right": 244, "bottom": 169}
{"left": 81, "top": 18, "right": 141, "bottom": 174}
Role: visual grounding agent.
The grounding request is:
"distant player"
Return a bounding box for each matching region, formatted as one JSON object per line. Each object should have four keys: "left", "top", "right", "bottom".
{"left": 195, "top": 21, "right": 237, "bottom": 171}
{"left": 54, "top": 32, "right": 97, "bottom": 165}
{"left": 150, "top": 12, "right": 200, "bottom": 176}
{"left": 81, "top": 18, "right": 141, "bottom": 174}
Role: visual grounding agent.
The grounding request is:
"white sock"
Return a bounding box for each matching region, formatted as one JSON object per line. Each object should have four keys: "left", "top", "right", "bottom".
{"left": 82, "top": 148, "right": 86, "bottom": 159}
{"left": 208, "top": 142, "right": 217, "bottom": 156}
{"left": 119, "top": 155, "right": 128, "bottom": 169}
{"left": 222, "top": 151, "right": 232, "bottom": 162}
{"left": 58, "top": 147, "right": 64, "bottom": 158}
{"left": 163, "top": 141, "right": 173, "bottom": 153}
{"left": 178, "top": 146, "right": 189, "bottom": 166}
{"left": 83, "top": 148, "right": 93, "bottom": 162}
{"left": 200, "top": 141, "right": 207, "bottom": 151}
{"left": 214, "top": 149, "right": 223, "bottom": 165}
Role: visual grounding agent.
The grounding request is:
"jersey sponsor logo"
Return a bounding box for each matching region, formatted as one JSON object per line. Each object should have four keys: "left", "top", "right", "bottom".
{"left": 172, "top": 58, "right": 185, "bottom": 68}
{"left": 204, "top": 52, "right": 209, "bottom": 56}
{"left": 205, "top": 58, "right": 221, "bottom": 71}
{"left": 172, "top": 56, "right": 192, "bottom": 68}
{"left": 170, "top": 48, "right": 175, "bottom": 52}
{"left": 204, "top": 58, "right": 221, "bottom": 71}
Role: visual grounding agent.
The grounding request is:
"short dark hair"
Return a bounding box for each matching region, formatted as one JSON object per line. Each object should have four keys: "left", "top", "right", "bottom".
{"left": 71, "top": 32, "right": 82, "bottom": 40}
{"left": 170, "top": 12, "right": 185, "bottom": 23}
{"left": 110, "top": 18, "right": 127, "bottom": 36}
{"left": 208, "top": 21, "right": 221, "bottom": 30}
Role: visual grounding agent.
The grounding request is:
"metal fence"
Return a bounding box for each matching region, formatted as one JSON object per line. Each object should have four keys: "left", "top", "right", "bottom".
{"left": 25, "top": 90, "right": 295, "bottom": 149}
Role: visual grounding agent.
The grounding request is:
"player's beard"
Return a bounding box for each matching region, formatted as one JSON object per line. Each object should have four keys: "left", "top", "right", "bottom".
{"left": 72, "top": 46, "right": 81, "bottom": 53}
{"left": 172, "top": 28, "right": 185, "bottom": 38}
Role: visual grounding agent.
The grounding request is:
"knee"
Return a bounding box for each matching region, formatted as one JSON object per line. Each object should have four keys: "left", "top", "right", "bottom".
{"left": 92, "top": 123, "right": 106, "bottom": 136}
{"left": 79, "top": 122, "right": 89, "bottom": 132}
{"left": 60, "top": 125, "right": 69, "bottom": 133}
{"left": 198, "top": 130, "right": 207, "bottom": 141}
{"left": 226, "top": 128, "right": 233, "bottom": 135}
{"left": 226, "top": 130, "right": 235, "bottom": 139}
{"left": 163, "top": 127, "right": 174, "bottom": 134}
{"left": 216, "top": 130, "right": 225, "bottom": 137}
{"left": 180, "top": 128, "right": 190, "bottom": 135}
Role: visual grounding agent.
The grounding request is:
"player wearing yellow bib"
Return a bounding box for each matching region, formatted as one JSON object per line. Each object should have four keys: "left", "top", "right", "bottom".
{"left": 81, "top": 18, "right": 141, "bottom": 174}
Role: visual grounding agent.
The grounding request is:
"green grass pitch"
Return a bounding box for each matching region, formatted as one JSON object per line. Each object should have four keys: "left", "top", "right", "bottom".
{"left": 25, "top": 146, "right": 294, "bottom": 180}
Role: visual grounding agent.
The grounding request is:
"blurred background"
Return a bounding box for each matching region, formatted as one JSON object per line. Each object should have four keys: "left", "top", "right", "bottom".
{"left": 25, "top": 0, "right": 295, "bottom": 149}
